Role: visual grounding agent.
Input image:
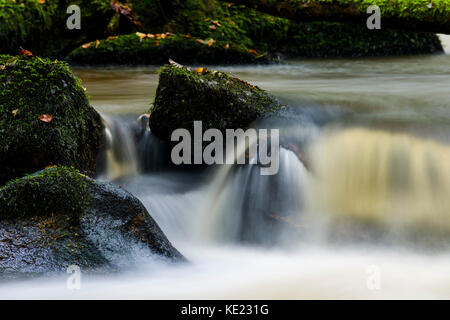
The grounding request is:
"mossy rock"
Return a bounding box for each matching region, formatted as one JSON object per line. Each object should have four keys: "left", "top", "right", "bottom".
{"left": 67, "top": 33, "right": 270, "bottom": 65}
{"left": 0, "top": 55, "right": 103, "bottom": 185}
{"left": 149, "top": 64, "right": 281, "bottom": 142}
{"left": 0, "top": 166, "right": 183, "bottom": 278}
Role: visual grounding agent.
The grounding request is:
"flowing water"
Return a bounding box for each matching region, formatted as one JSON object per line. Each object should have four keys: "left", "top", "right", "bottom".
{"left": 3, "top": 54, "right": 450, "bottom": 299}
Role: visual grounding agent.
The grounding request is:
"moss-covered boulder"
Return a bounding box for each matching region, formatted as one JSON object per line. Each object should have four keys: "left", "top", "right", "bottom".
{"left": 0, "top": 166, "right": 183, "bottom": 277}
{"left": 149, "top": 64, "right": 281, "bottom": 142}
{"left": 68, "top": 32, "right": 269, "bottom": 65}
{"left": 0, "top": 55, "right": 103, "bottom": 185}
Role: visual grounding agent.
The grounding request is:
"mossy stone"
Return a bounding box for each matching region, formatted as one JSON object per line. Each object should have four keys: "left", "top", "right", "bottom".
{"left": 0, "top": 54, "right": 103, "bottom": 185}
{"left": 149, "top": 64, "right": 281, "bottom": 142}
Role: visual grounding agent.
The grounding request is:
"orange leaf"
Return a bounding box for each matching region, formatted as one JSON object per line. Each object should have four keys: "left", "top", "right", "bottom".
{"left": 155, "top": 40, "right": 160, "bottom": 47}
{"left": 82, "top": 42, "right": 91, "bottom": 49}
{"left": 209, "top": 25, "right": 216, "bottom": 30}
{"left": 160, "top": 33, "right": 167, "bottom": 39}
{"left": 45, "top": 165, "right": 56, "bottom": 169}
{"left": 196, "top": 67, "right": 207, "bottom": 74}
{"left": 39, "top": 114, "right": 53, "bottom": 123}
{"left": 224, "top": 43, "right": 230, "bottom": 49}
{"left": 228, "top": 3, "right": 232, "bottom": 8}
{"left": 107, "top": 36, "right": 118, "bottom": 40}
{"left": 147, "top": 33, "right": 155, "bottom": 38}
{"left": 207, "top": 38, "right": 215, "bottom": 47}
{"left": 37, "top": 0, "right": 45, "bottom": 4}
{"left": 185, "top": 33, "right": 192, "bottom": 39}
{"left": 248, "top": 49, "right": 258, "bottom": 55}
{"left": 19, "top": 47, "right": 34, "bottom": 57}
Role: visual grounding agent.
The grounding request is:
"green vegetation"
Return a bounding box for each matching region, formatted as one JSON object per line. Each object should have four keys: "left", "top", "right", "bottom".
{"left": 0, "top": 54, "right": 103, "bottom": 185}
{"left": 0, "top": 0, "right": 117, "bottom": 57}
{"left": 149, "top": 64, "right": 281, "bottom": 142}
{"left": 69, "top": 0, "right": 443, "bottom": 63}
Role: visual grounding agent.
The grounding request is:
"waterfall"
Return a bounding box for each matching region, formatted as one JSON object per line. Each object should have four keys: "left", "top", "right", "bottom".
{"left": 98, "top": 114, "right": 170, "bottom": 180}
{"left": 197, "top": 147, "right": 309, "bottom": 246}
{"left": 307, "top": 127, "right": 450, "bottom": 236}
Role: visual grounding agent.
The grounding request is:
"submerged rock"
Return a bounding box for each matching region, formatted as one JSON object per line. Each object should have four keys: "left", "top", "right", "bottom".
{"left": 0, "top": 166, "right": 183, "bottom": 278}
{"left": 149, "top": 64, "right": 281, "bottom": 142}
{"left": 0, "top": 55, "right": 103, "bottom": 185}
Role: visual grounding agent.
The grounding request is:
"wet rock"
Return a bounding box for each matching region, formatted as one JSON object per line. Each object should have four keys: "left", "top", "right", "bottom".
{"left": 0, "top": 166, "right": 183, "bottom": 279}
{"left": 149, "top": 63, "right": 282, "bottom": 142}
{"left": 0, "top": 55, "right": 104, "bottom": 185}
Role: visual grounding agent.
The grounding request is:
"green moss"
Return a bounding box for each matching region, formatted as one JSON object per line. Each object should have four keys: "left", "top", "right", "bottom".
{"left": 0, "top": 0, "right": 115, "bottom": 57}
{"left": 149, "top": 64, "right": 281, "bottom": 141}
{"left": 0, "top": 166, "right": 90, "bottom": 220}
{"left": 132, "top": 0, "right": 442, "bottom": 58}
{"left": 0, "top": 54, "right": 103, "bottom": 185}
{"left": 68, "top": 32, "right": 270, "bottom": 65}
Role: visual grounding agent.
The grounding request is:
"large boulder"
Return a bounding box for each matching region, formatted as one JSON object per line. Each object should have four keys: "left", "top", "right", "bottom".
{"left": 149, "top": 64, "right": 281, "bottom": 142}
{"left": 0, "top": 55, "right": 103, "bottom": 185}
{"left": 0, "top": 166, "right": 183, "bottom": 278}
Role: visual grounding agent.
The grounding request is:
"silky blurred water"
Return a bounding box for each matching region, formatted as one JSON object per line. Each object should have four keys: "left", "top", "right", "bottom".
{"left": 2, "top": 55, "right": 450, "bottom": 299}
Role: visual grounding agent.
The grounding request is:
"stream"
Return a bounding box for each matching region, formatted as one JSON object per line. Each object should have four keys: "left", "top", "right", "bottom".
{"left": 2, "top": 54, "right": 450, "bottom": 299}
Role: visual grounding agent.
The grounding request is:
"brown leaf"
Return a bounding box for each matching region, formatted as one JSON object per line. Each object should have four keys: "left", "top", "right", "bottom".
{"left": 39, "top": 114, "right": 53, "bottom": 123}
{"left": 19, "top": 47, "right": 34, "bottom": 57}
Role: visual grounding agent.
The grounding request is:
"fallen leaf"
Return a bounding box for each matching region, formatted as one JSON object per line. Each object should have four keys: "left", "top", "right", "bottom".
{"left": 136, "top": 32, "right": 146, "bottom": 39}
{"left": 228, "top": 3, "right": 232, "bottom": 8}
{"left": 11, "top": 109, "right": 18, "bottom": 117}
{"left": 147, "top": 33, "right": 155, "bottom": 38}
{"left": 39, "top": 114, "right": 53, "bottom": 123}
{"left": 196, "top": 67, "right": 207, "bottom": 74}
{"left": 37, "top": 0, "right": 45, "bottom": 4}
{"left": 207, "top": 38, "right": 215, "bottom": 47}
{"left": 248, "top": 49, "right": 258, "bottom": 55}
{"left": 209, "top": 25, "right": 216, "bottom": 30}
{"left": 82, "top": 42, "right": 91, "bottom": 49}
{"left": 155, "top": 40, "right": 160, "bottom": 47}
{"left": 95, "top": 40, "right": 100, "bottom": 48}
{"left": 107, "top": 36, "right": 118, "bottom": 40}
{"left": 196, "top": 39, "right": 205, "bottom": 44}
{"left": 211, "top": 20, "right": 221, "bottom": 27}
{"left": 185, "top": 34, "right": 192, "bottom": 39}
{"left": 224, "top": 43, "right": 230, "bottom": 49}
{"left": 0, "top": 65, "right": 5, "bottom": 70}
{"left": 45, "top": 165, "right": 56, "bottom": 169}
{"left": 160, "top": 33, "right": 167, "bottom": 39}
{"left": 19, "top": 47, "right": 34, "bottom": 57}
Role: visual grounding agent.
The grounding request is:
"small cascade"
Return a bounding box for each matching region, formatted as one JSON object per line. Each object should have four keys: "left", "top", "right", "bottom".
{"left": 98, "top": 114, "right": 171, "bottom": 180}
{"left": 307, "top": 127, "right": 450, "bottom": 236}
{"left": 197, "top": 147, "right": 309, "bottom": 246}
{"left": 98, "top": 115, "right": 140, "bottom": 180}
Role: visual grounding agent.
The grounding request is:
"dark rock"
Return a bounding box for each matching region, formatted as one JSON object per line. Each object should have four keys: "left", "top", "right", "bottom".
{"left": 0, "top": 55, "right": 104, "bottom": 185}
{"left": 0, "top": 166, "right": 183, "bottom": 279}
